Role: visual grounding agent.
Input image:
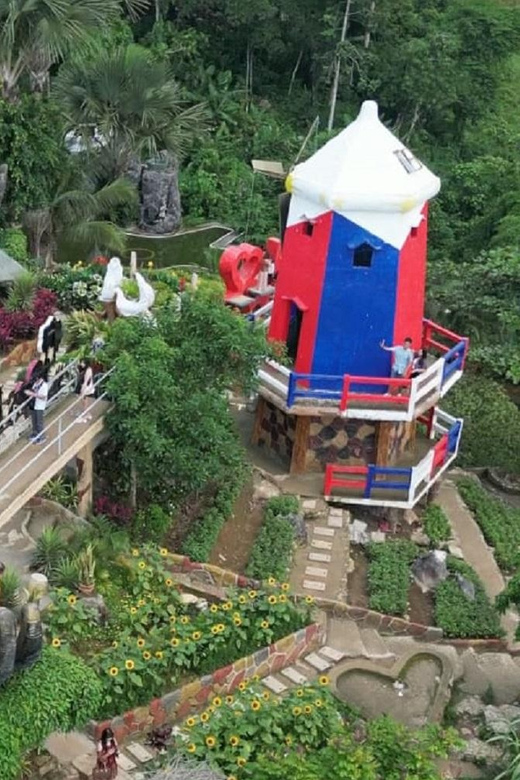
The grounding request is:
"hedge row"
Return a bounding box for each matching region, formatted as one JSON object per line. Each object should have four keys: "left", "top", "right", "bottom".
{"left": 246, "top": 495, "right": 300, "bottom": 581}
{"left": 366, "top": 540, "right": 417, "bottom": 617}
{"left": 0, "top": 647, "right": 102, "bottom": 780}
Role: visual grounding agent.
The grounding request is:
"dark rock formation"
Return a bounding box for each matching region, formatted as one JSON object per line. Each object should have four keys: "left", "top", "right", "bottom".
{"left": 127, "top": 153, "right": 182, "bottom": 235}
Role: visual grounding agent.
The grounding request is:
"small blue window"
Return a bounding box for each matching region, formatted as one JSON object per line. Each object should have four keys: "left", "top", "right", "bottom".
{"left": 353, "top": 243, "right": 373, "bottom": 268}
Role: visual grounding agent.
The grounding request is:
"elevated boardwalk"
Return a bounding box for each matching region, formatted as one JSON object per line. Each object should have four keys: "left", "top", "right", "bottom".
{"left": 0, "top": 392, "right": 110, "bottom": 530}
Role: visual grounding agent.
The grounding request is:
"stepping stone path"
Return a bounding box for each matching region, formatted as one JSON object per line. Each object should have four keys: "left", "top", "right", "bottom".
{"left": 290, "top": 499, "right": 351, "bottom": 601}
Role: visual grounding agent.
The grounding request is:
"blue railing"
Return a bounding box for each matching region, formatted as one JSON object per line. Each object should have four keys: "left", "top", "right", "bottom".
{"left": 442, "top": 340, "right": 467, "bottom": 385}
{"left": 363, "top": 465, "right": 412, "bottom": 499}
{"left": 287, "top": 372, "right": 343, "bottom": 407}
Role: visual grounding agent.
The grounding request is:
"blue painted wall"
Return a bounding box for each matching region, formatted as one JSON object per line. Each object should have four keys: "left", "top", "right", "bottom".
{"left": 311, "top": 214, "right": 399, "bottom": 379}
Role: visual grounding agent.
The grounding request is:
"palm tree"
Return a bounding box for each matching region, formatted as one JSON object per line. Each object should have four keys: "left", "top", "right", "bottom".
{"left": 53, "top": 44, "right": 208, "bottom": 177}
{"left": 0, "top": 0, "right": 148, "bottom": 100}
{"left": 23, "top": 172, "right": 137, "bottom": 268}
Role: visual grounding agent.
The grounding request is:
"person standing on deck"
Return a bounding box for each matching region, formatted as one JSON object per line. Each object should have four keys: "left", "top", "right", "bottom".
{"left": 380, "top": 337, "right": 414, "bottom": 379}
{"left": 25, "top": 370, "right": 49, "bottom": 444}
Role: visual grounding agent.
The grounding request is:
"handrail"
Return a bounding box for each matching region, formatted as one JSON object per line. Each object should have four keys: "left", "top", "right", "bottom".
{"left": 0, "top": 359, "right": 79, "bottom": 435}
{"left": 0, "top": 368, "right": 113, "bottom": 491}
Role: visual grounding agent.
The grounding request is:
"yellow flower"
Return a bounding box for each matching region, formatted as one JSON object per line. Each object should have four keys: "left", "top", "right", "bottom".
{"left": 192, "top": 631, "right": 202, "bottom": 641}
{"left": 138, "top": 599, "right": 146, "bottom": 607}
{"left": 251, "top": 699, "right": 261, "bottom": 711}
{"left": 67, "top": 594, "right": 77, "bottom": 605}
{"left": 109, "top": 666, "right": 119, "bottom": 677}
{"left": 137, "top": 638, "right": 145, "bottom": 648}
{"left": 187, "top": 743, "right": 196, "bottom": 753}
{"left": 213, "top": 697, "right": 222, "bottom": 708}
{"left": 315, "top": 699, "right": 323, "bottom": 708}
{"left": 169, "top": 615, "right": 177, "bottom": 623}
{"left": 222, "top": 601, "right": 232, "bottom": 611}
{"left": 165, "top": 578, "right": 173, "bottom": 587}
{"left": 143, "top": 651, "right": 152, "bottom": 661}
{"left": 211, "top": 625, "right": 219, "bottom": 635}
{"left": 292, "top": 706, "right": 302, "bottom": 716}
{"left": 260, "top": 620, "right": 270, "bottom": 630}
{"left": 262, "top": 691, "right": 270, "bottom": 701}
{"left": 296, "top": 688, "right": 304, "bottom": 698}
{"left": 207, "top": 706, "right": 215, "bottom": 714}
{"left": 147, "top": 261, "right": 154, "bottom": 269}
{"left": 131, "top": 548, "right": 139, "bottom": 557}
{"left": 237, "top": 757, "right": 246, "bottom": 767}
{"left": 279, "top": 594, "right": 287, "bottom": 603}
{"left": 304, "top": 705, "right": 313, "bottom": 715}
{"left": 267, "top": 595, "right": 277, "bottom": 605}
{"left": 285, "top": 735, "right": 293, "bottom": 746}
{"left": 281, "top": 582, "right": 290, "bottom": 591}
{"left": 200, "top": 712, "right": 209, "bottom": 723}
{"left": 138, "top": 561, "right": 146, "bottom": 570}
{"left": 238, "top": 681, "right": 247, "bottom": 691}
{"left": 319, "top": 675, "right": 329, "bottom": 686}
{"left": 112, "top": 641, "right": 118, "bottom": 649}
{"left": 210, "top": 604, "right": 219, "bottom": 613}
{"left": 228, "top": 776, "right": 238, "bottom": 780}
{"left": 252, "top": 674, "right": 260, "bottom": 682}
{"left": 186, "top": 717, "right": 196, "bottom": 728}
{"left": 305, "top": 595, "right": 314, "bottom": 605}
{"left": 268, "top": 577, "right": 277, "bottom": 586}
{"left": 238, "top": 594, "right": 247, "bottom": 604}
{"left": 170, "top": 638, "right": 180, "bottom": 647}
{"left": 125, "top": 659, "right": 135, "bottom": 670}
{"left": 180, "top": 616, "right": 190, "bottom": 625}
{"left": 160, "top": 547, "right": 168, "bottom": 556}
{"left": 233, "top": 616, "right": 242, "bottom": 626}
{"left": 155, "top": 651, "right": 164, "bottom": 660}
{"left": 130, "top": 607, "right": 137, "bottom": 615}
{"left": 205, "top": 736, "right": 216, "bottom": 749}
{"left": 248, "top": 590, "right": 257, "bottom": 599}
{"left": 229, "top": 735, "right": 240, "bottom": 747}
{"left": 226, "top": 695, "right": 234, "bottom": 704}
{"left": 216, "top": 623, "right": 225, "bottom": 633}
{"left": 51, "top": 638, "right": 61, "bottom": 648}
{"left": 170, "top": 626, "right": 177, "bottom": 635}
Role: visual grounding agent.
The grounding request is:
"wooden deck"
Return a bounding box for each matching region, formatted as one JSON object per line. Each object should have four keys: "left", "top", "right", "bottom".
{"left": 0, "top": 394, "right": 110, "bottom": 530}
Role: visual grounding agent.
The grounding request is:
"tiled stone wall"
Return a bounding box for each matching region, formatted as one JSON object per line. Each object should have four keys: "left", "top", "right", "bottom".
{"left": 256, "top": 400, "right": 296, "bottom": 466}
{"left": 90, "top": 623, "right": 322, "bottom": 742}
{"left": 306, "top": 416, "right": 376, "bottom": 471}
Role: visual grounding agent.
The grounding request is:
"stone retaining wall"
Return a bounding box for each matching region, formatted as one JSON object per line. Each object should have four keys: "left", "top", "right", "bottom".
{"left": 89, "top": 623, "right": 322, "bottom": 742}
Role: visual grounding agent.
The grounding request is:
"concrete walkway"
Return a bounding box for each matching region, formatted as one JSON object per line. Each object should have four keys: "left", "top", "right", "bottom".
{"left": 436, "top": 479, "right": 518, "bottom": 644}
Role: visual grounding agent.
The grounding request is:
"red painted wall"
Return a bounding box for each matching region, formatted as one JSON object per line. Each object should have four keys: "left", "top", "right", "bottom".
{"left": 393, "top": 204, "right": 428, "bottom": 350}
{"left": 268, "top": 212, "right": 332, "bottom": 374}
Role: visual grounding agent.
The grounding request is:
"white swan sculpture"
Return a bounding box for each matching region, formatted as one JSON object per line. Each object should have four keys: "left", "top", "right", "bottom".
{"left": 99, "top": 257, "right": 124, "bottom": 302}
{"left": 99, "top": 258, "right": 156, "bottom": 318}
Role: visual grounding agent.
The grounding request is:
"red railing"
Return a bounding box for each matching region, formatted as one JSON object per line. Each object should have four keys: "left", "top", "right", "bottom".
{"left": 423, "top": 319, "right": 469, "bottom": 364}
{"left": 339, "top": 375, "right": 411, "bottom": 412}
{"left": 324, "top": 465, "right": 368, "bottom": 495}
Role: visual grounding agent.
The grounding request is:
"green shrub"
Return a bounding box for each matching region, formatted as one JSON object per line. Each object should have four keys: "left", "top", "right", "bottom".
{"left": 182, "top": 477, "right": 245, "bottom": 562}
{"left": 4, "top": 270, "right": 36, "bottom": 312}
{"left": 434, "top": 558, "right": 503, "bottom": 639}
{"left": 0, "top": 227, "right": 28, "bottom": 263}
{"left": 246, "top": 496, "right": 299, "bottom": 581}
{"left": 0, "top": 647, "right": 102, "bottom": 780}
{"left": 366, "top": 540, "right": 417, "bottom": 616}
{"left": 131, "top": 504, "right": 172, "bottom": 543}
{"left": 422, "top": 505, "right": 451, "bottom": 547}
{"left": 0, "top": 566, "right": 21, "bottom": 609}
{"left": 457, "top": 478, "right": 520, "bottom": 572}
{"left": 31, "top": 526, "right": 68, "bottom": 577}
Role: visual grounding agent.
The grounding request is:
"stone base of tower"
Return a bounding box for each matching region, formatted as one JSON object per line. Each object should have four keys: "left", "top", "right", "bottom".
{"left": 252, "top": 398, "right": 416, "bottom": 476}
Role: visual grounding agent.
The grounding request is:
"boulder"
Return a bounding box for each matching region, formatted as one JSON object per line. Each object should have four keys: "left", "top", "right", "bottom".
{"left": 455, "top": 695, "right": 485, "bottom": 719}
{"left": 458, "top": 738, "right": 502, "bottom": 765}
{"left": 484, "top": 704, "right": 520, "bottom": 735}
{"left": 411, "top": 550, "right": 448, "bottom": 593}
{"left": 411, "top": 529, "right": 430, "bottom": 546}
{"left": 128, "top": 154, "right": 182, "bottom": 234}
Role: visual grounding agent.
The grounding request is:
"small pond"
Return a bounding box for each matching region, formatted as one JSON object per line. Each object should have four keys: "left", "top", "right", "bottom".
{"left": 58, "top": 223, "right": 231, "bottom": 269}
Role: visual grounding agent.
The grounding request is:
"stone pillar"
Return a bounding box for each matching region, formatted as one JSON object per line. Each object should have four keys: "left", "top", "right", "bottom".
{"left": 290, "top": 417, "right": 310, "bottom": 474}
{"left": 76, "top": 441, "right": 93, "bottom": 517}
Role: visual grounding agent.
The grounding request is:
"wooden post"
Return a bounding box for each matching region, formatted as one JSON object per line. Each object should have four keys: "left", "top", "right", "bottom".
{"left": 375, "top": 421, "right": 391, "bottom": 467}
{"left": 290, "top": 416, "right": 310, "bottom": 474}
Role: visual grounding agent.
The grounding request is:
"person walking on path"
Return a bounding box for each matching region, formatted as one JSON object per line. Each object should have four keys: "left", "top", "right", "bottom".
{"left": 75, "top": 359, "right": 95, "bottom": 423}
{"left": 25, "top": 371, "right": 49, "bottom": 444}
{"left": 380, "top": 337, "right": 414, "bottom": 378}
{"left": 94, "top": 727, "right": 119, "bottom": 779}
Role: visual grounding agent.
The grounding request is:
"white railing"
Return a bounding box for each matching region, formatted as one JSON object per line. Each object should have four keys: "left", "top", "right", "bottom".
{"left": 257, "top": 359, "right": 290, "bottom": 400}
{"left": 0, "top": 360, "right": 79, "bottom": 456}
{"left": 248, "top": 299, "right": 273, "bottom": 328}
{"left": 0, "top": 368, "right": 114, "bottom": 498}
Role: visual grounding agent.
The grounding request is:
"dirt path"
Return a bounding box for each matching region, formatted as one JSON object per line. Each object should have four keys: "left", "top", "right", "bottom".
{"left": 209, "top": 479, "right": 264, "bottom": 574}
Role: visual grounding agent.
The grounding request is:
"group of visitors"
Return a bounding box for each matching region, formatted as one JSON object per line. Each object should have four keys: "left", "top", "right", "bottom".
{"left": 380, "top": 337, "right": 427, "bottom": 380}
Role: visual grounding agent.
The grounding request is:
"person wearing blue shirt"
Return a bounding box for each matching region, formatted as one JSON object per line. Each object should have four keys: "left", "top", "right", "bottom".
{"left": 380, "top": 337, "right": 414, "bottom": 378}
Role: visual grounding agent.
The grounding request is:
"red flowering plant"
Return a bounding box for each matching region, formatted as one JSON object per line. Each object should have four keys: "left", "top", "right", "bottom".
{"left": 0, "top": 288, "right": 58, "bottom": 351}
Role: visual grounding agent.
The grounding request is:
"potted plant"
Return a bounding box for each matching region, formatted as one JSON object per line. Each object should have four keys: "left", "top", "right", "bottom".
{"left": 76, "top": 544, "right": 96, "bottom": 595}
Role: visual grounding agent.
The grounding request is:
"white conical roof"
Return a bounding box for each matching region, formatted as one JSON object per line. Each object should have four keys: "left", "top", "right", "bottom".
{"left": 286, "top": 101, "right": 440, "bottom": 249}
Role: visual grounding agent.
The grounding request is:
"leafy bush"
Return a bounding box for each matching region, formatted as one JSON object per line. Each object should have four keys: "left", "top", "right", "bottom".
{"left": 434, "top": 557, "right": 503, "bottom": 638}
{"left": 0, "top": 227, "right": 28, "bottom": 262}
{"left": 443, "top": 375, "right": 520, "bottom": 474}
{"left": 457, "top": 478, "right": 520, "bottom": 572}
{"left": 131, "top": 503, "right": 172, "bottom": 543}
{"left": 31, "top": 526, "right": 68, "bottom": 578}
{"left": 0, "top": 566, "right": 22, "bottom": 609}
{"left": 0, "top": 647, "right": 102, "bottom": 780}
{"left": 366, "top": 540, "right": 417, "bottom": 616}
{"left": 38, "top": 266, "right": 104, "bottom": 312}
{"left": 182, "top": 476, "right": 246, "bottom": 562}
{"left": 41, "top": 475, "right": 78, "bottom": 509}
{"left": 422, "top": 505, "right": 451, "bottom": 547}
{"left": 0, "top": 287, "right": 57, "bottom": 351}
{"left": 246, "top": 496, "right": 299, "bottom": 581}
{"left": 4, "top": 270, "right": 36, "bottom": 312}
{"left": 94, "top": 495, "right": 134, "bottom": 525}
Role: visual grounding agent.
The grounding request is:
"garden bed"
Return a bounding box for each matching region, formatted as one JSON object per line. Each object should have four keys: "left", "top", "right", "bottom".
{"left": 209, "top": 477, "right": 264, "bottom": 573}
